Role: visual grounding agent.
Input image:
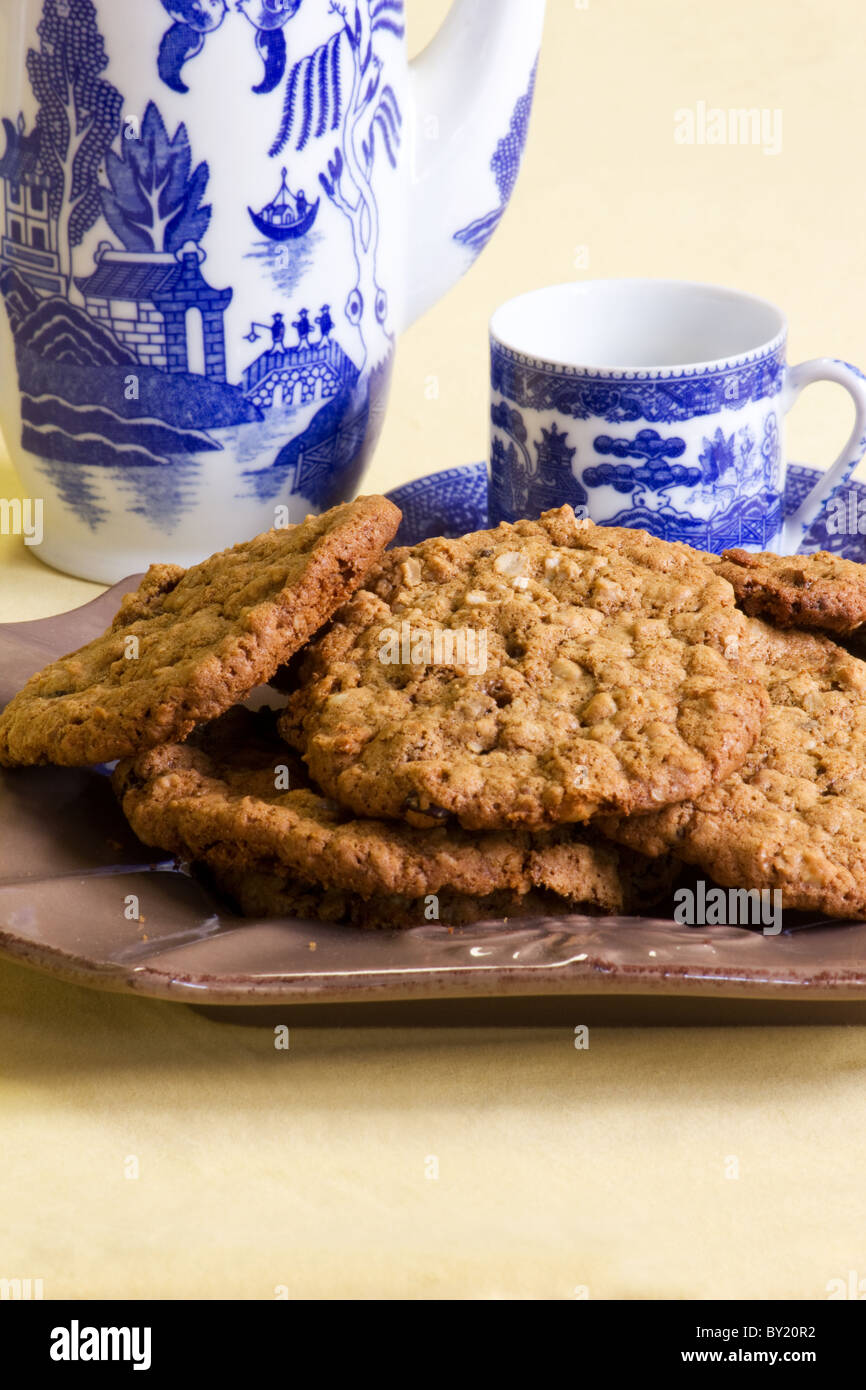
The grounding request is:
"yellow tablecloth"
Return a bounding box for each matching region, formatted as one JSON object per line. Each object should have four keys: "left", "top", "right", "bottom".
{"left": 2, "top": 0, "right": 866, "bottom": 1301}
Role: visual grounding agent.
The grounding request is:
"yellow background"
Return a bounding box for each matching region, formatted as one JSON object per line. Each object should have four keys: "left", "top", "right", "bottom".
{"left": 2, "top": 0, "right": 866, "bottom": 1300}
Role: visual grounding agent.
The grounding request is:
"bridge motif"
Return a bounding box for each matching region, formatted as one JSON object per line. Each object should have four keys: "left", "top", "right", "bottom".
{"left": 243, "top": 337, "right": 358, "bottom": 411}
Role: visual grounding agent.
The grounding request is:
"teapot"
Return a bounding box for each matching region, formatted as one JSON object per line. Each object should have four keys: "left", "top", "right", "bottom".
{"left": 0, "top": 0, "right": 546, "bottom": 580}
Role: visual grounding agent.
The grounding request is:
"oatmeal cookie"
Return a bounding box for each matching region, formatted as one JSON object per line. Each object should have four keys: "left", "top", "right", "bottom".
{"left": 113, "top": 707, "right": 676, "bottom": 913}
{"left": 282, "top": 509, "right": 767, "bottom": 830}
{"left": 208, "top": 866, "right": 581, "bottom": 930}
{"left": 601, "top": 621, "right": 866, "bottom": 919}
{"left": 0, "top": 497, "right": 400, "bottom": 767}
{"left": 712, "top": 547, "right": 866, "bottom": 636}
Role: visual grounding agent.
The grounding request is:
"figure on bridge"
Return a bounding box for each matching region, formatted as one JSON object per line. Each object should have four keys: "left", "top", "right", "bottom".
{"left": 242, "top": 315, "right": 360, "bottom": 413}
{"left": 316, "top": 304, "right": 334, "bottom": 342}
{"left": 293, "top": 307, "right": 312, "bottom": 347}
{"left": 244, "top": 311, "right": 287, "bottom": 352}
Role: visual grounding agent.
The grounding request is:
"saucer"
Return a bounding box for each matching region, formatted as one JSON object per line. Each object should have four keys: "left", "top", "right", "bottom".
{"left": 386, "top": 460, "right": 866, "bottom": 559}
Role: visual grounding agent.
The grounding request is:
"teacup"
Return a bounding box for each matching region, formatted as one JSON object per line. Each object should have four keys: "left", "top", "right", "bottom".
{"left": 489, "top": 279, "right": 866, "bottom": 553}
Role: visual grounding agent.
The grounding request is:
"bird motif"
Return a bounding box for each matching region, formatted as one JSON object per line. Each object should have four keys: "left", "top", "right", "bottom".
{"left": 158, "top": 1, "right": 229, "bottom": 93}
{"left": 236, "top": 0, "right": 303, "bottom": 95}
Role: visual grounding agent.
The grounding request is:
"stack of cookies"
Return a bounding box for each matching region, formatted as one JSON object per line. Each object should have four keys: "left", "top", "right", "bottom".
{"left": 3, "top": 495, "right": 866, "bottom": 928}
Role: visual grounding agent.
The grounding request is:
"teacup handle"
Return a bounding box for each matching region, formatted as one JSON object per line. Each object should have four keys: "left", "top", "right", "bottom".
{"left": 779, "top": 358, "right": 866, "bottom": 553}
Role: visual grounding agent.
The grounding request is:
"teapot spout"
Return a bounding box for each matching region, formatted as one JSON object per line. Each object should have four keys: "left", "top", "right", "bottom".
{"left": 404, "top": 0, "right": 546, "bottom": 328}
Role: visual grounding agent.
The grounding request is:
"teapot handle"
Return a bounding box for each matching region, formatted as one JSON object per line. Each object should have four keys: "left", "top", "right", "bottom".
{"left": 404, "top": 0, "right": 546, "bottom": 329}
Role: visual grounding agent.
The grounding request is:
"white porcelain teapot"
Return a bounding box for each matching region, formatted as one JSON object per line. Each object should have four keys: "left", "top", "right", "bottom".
{"left": 0, "top": 0, "right": 546, "bottom": 580}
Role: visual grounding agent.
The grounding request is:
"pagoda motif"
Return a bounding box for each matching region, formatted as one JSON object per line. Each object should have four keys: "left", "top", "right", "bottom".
{"left": 529, "top": 423, "right": 588, "bottom": 513}
{"left": 76, "top": 242, "right": 233, "bottom": 383}
{"left": 0, "top": 115, "right": 66, "bottom": 297}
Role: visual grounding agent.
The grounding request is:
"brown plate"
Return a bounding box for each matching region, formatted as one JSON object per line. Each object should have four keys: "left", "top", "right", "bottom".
{"left": 2, "top": 580, "right": 866, "bottom": 1011}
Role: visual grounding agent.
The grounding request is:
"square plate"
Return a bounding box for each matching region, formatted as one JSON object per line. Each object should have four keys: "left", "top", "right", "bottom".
{"left": 2, "top": 470, "right": 866, "bottom": 1011}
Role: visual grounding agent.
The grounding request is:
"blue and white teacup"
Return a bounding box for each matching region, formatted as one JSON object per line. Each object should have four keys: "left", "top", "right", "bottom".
{"left": 489, "top": 279, "right": 866, "bottom": 553}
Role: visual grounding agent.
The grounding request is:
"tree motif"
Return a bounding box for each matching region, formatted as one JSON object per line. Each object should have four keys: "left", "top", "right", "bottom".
{"left": 585, "top": 429, "right": 698, "bottom": 500}
{"left": 454, "top": 61, "right": 538, "bottom": 256}
{"left": 698, "top": 427, "right": 737, "bottom": 485}
{"left": 100, "top": 102, "right": 211, "bottom": 253}
{"left": 269, "top": 0, "right": 405, "bottom": 370}
{"left": 26, "top": 0, "right": 123, "bottom": 302}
